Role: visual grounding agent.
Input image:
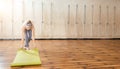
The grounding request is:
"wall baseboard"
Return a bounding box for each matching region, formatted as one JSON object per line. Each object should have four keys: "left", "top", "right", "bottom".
{"left": 0, "top": 38, "right": 120, "bottom": 40}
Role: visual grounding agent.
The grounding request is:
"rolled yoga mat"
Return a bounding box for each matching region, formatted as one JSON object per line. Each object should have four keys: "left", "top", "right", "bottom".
{"left": 11, "top": 48, "right": 41, "bottom": 66}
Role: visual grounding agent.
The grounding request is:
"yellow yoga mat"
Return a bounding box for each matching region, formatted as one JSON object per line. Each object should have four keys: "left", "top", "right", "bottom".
{"left": 11, "top": 48, "right": 41, "bottom": 66}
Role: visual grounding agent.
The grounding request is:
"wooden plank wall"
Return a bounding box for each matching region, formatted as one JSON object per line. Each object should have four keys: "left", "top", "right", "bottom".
{"left": 0, "top": 0, "right": 120, "bottom": 39}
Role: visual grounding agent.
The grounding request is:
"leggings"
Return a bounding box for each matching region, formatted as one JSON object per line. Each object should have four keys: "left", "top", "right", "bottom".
{"left": 25, "top": 30, "right": 32, "bottom": 47}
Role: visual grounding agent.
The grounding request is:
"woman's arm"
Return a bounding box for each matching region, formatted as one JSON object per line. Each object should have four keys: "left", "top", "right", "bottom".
{"left": 32, "top": 25, "right": 36, "bottom": 48}
{"left": 21, "top": 27, "right": 25, "bottom": 48}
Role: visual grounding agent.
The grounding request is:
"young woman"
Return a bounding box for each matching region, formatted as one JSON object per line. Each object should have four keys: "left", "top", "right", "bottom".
{"left": 21, "top": 20, "right": 36, "bottom": 50}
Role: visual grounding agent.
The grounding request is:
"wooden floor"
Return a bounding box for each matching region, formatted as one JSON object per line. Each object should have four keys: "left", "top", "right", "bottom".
{"left": 0, "top": 40, "right": 120, "bottom": 69}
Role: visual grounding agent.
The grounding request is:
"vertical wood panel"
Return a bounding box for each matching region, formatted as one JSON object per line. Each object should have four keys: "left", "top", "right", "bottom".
{"left": 0, "top": 17, "right": 3, "bottom": 38}
{"left": 77, "top": 4, "right": 84, "bottom": 38}
{"left": 84, "top": 4, "right": 92, "bottom": 38}
{"left": 13, "top": 0, "right": 23, "bottom": 38}
{"left": 34, "top": 0, "right": 42, "bottom": 38}
{"left": 2, "top": 0, "right": 12, "bottom": 39}
{"left": 41, "top": 0, "right": 51, "bottom": 38}
{"left": 92, "top": 5, "right": 100, "bottom": 38}
{"left": 100, "top": 5, "right": 107, "bottom": 38}
{"left": 68, "top": 4, "right": 77, "bottom": 38}
{"left": 115, "top": 0, "right": 120, "bottom": 38}
{"left": 51, "top": 0, "right": 67, "bottom": 38}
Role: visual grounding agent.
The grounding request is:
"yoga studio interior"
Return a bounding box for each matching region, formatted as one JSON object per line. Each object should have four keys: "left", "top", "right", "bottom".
{"left": 0, "top": 0, "right": 120, "bottom": 69}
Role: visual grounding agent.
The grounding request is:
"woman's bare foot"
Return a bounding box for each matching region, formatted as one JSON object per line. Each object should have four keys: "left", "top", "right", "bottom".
{"left": 26, "top": 47, "right": 30, "bottom": 50}
{"left": 23, "top": 47, "right": 30, "bottom": 50}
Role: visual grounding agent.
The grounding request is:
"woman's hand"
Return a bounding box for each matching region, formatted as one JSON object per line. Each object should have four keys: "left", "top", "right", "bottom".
{"left": 32, "top": 38, "right": 36, "bottom": 48}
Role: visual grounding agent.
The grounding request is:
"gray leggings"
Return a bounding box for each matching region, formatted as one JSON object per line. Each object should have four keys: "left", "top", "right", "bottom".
{"left": 25, "top": 30, "right": 32, "bottom": 47}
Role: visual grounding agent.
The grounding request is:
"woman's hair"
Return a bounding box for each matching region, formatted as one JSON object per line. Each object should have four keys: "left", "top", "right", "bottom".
{"left": 26, "top": 20, "right": 32, "bottom": 26}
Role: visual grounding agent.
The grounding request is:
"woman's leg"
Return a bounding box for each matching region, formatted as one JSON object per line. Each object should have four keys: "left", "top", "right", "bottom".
{"left": 25, "top": 30, "right": 32, "bottom": 48}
